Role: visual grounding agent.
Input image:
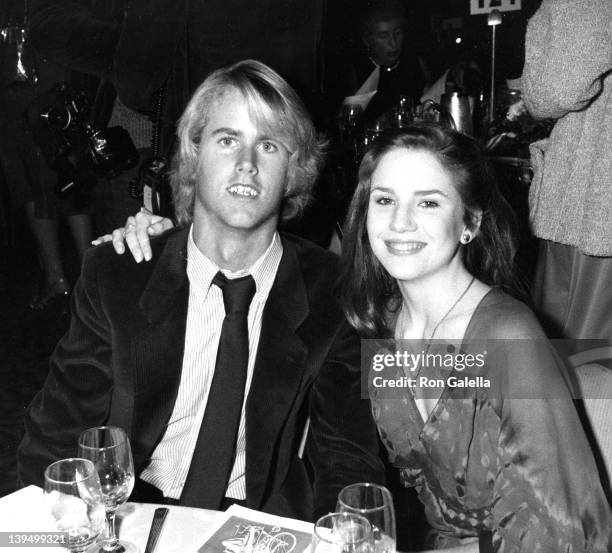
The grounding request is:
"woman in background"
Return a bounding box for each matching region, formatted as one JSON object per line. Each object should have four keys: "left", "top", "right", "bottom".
{"left": 340, "top": 125, "right": 611, "bottom": 551}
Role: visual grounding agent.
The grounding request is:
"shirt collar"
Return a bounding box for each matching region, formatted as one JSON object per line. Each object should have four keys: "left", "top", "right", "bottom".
{"left": 368, "top": 56, "right": 400, "bottom": 72}
{"left": 186, "top": 225, "right": 283, "bottom": 300}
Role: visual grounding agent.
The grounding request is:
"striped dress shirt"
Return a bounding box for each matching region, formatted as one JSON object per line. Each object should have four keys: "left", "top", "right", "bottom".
{"left": 140, "top": 227, "right": 283, "bottom": 499}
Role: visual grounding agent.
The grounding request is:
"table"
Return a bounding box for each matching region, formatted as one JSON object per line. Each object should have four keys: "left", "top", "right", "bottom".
{"left": 0, "top": 486, "right": 222, "bottom": 552}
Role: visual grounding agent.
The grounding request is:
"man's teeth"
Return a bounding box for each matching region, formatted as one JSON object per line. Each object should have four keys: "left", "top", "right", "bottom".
{"left": 229, "top": 185, "right": 258, "bottom": 197}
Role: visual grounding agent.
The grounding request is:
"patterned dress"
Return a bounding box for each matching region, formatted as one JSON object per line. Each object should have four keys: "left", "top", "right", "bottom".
{"left": 370, "top": 289, "right": 612, "bottom": 552}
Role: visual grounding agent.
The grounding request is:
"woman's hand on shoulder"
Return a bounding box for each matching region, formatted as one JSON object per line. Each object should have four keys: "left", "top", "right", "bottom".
{"left": 91, "top": 208, "right": 175, "bottom": 262}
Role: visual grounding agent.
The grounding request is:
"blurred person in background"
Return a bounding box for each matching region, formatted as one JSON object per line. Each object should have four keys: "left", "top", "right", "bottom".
{"left": 335, "top": 0, "right": 430, "bottom": 126}
{"left": 522, "top": 0, "right": 612, "bottom": 349}
{"left": 1, "top": 0, "right": 93, "bottom": 309}
{"left": 522, "top": 0, "right": 612, "bottom": 507}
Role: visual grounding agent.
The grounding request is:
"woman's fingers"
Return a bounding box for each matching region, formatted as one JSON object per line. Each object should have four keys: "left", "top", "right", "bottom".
{"left": 113, "top": 215, "right": 137, "bottom": 257}
{"left": 148, "top": 221, "right": 166, "bottom": 235}
{"left": 149, "top": 216, "right": 174, "bottom": 235}
{"left": 91, "top": 234, "right": 113, "bottom": 246}
{"left": 130, "top": 211, "right": 155, "bottom": 261}
{"left": 111, "top": 227, "right": 126, "bottom": 254}
{"left": 90, "top": 209, "right": 173, "bottom": 261}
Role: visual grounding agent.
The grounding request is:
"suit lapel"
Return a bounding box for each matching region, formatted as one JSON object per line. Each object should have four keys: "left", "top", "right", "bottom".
{"left": 246, "top": 238, "right": 310, "bottom": 508}
{"left": 129, "top": 228, "right": 190, "bottom": 465}
{"left": 139, "top": 228, "right": 190, "bottom": 324}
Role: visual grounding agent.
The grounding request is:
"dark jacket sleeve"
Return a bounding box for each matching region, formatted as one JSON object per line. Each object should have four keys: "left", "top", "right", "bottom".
{"left": 307, "top": 320, "right": 385, "bottom": 518}
{"left": 17, "top": 249, "right": 114, "bottom": 487}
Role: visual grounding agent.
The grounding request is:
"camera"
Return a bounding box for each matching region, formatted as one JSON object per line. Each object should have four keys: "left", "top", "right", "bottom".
{"left": 37, "top": 83, "right": 139, "bottom": 196}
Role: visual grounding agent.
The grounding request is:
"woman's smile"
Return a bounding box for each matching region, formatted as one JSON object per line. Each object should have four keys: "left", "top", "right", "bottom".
{"left": 384, "top": 240, "right": 427, "bottom": 254}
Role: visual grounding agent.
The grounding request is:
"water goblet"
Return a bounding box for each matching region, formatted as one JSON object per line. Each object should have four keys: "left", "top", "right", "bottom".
{"left": 312, "top": 513, "right": 374, "bottom": 553}
{"left": 78, "top": 426, "right": 137, "bottom": 553}
{"left": 336, "top": 483, "right": 396, "bottom": 553}
{"left": 44, "top": 458, "right": 106, "bottom": 553}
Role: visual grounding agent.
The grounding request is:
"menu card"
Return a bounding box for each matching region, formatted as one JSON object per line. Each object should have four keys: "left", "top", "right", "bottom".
{"left": 197, "top": 505, "right": 313, "bottom": 553}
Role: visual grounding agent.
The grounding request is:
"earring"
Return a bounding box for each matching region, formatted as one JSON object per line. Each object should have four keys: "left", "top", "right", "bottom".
{"left": 461, "top": 232, "right": 471, "bottom": 244}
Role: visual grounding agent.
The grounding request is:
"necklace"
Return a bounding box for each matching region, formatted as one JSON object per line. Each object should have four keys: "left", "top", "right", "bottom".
{"left": 426, "top": 275, "right": 476, "bottom": 343}
{"left": 397, "top": 275, "right": 476, "bottom": 341}
{"left": 400, "top": 276, "right": 476, "bottom": 389}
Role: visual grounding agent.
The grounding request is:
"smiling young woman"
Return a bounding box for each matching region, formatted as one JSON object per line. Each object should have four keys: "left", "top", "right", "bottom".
{"left": 340, "top": 125, "right": 612, "bottom": 552}
{"left": 341, "top": 125, "right": 517, "bottom": 339}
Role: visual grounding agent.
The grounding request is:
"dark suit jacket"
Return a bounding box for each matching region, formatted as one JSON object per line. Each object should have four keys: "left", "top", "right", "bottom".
{"left": 18, "top": 228, "right": 384, "bottom": 520}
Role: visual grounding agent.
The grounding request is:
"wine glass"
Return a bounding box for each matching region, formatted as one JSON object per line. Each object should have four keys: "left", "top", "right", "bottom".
{"left": 338, "top": 103, "right": 364, "bottom": 134}
{"left": 336, "top": 483, "right": 396, "bottom": 553}
{"left": 44, "top": 458, "right": 106, "bottom": 553}
{"left": 312, "top": 513, "right": 374, "bottom": 553}
{"left": 394, "top": 95, "right": 413, "bottom": 128}
{"left": 78, "top": 426, "right": 137, "bottom": 553}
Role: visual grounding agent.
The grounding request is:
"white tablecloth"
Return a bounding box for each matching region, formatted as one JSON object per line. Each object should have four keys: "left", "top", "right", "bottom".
{"left": 0, "top": 486, "right": 222, "bottom": 552}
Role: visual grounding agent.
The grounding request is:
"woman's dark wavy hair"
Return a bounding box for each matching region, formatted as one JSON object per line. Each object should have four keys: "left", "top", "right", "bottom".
{"left": 340, "top": 124, "right": 520, "bottom": 337}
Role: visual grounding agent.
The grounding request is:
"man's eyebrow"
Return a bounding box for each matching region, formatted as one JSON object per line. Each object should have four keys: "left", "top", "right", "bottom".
{"left": 211, "top": 127, "right": 242, "bottom": 137}
{"left": 210, "top": 128, "right": 281, "bottom": 142}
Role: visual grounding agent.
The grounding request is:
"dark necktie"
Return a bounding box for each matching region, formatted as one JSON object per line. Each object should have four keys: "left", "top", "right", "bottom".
{"left": 180, "top": 272, "right": 256, "bottom": 508}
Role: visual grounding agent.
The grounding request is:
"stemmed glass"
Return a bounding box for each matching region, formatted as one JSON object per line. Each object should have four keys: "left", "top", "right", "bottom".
{"left": 338, "top": 103, "right": 364, "bottom": 155}
{"left": 338, "top": 104, "right": 364, "bottom": 134}
{"left": 312, "top": 513, "right": 374, "bottom": 553}
{"left": 336, "top": 483, "right": 396, "bottom": 553}
{"left": 394, "top": 95, "right": 413, "bottom": 128}
{"left": 44, "top": 458, "right": 106, "bottom": 553}
{"left": 78, "top": 426, "right": 137, "bottom": 553}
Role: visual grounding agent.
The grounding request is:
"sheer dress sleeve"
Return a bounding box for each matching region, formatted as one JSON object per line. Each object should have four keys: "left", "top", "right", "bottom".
{"left": 479, "top": 308, "right": 612, "bottom": 552}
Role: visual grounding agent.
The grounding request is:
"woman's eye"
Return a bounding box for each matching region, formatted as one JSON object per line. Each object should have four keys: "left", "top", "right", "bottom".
{"left": 419, "top": 200, "right": 439, "bottom": 208}
{"left": 259, "top": 141, "right": 278, "bottom": 153}
{"left": 373, "top": 196, "right": 393, "bottom": 206}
